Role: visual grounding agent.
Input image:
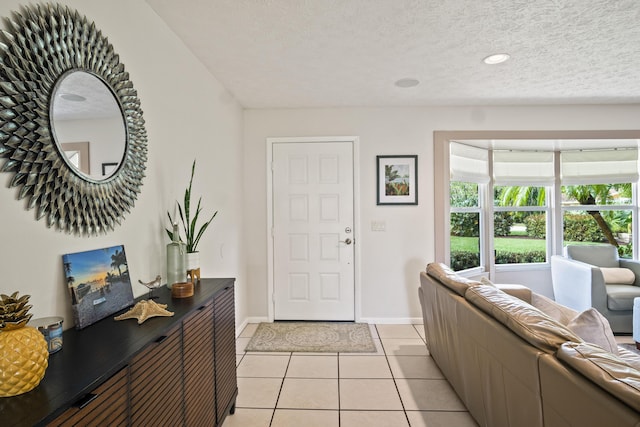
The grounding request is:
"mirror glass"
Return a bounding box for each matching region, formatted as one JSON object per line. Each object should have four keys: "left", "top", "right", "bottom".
{"left": 50, "top": 71, "right": 127, "bottom": 181}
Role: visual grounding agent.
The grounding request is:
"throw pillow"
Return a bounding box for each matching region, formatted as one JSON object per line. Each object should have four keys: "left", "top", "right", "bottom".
{"left": 600, "top": 267, "right": 636, "bottom": 285}
{"left": 531, "top": 294, "right": 579, "bottom": 326}
{"left": 567, "top": 308, "right": 619, "bottom": 355}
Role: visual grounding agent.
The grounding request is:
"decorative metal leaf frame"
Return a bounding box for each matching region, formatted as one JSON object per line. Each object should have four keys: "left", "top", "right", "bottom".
{"left": 0, "top": 3, "right": 147, "bottom": 236}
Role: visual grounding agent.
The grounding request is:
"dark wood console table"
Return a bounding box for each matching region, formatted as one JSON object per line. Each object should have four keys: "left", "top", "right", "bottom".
{"left": 1, "top": 278, "right": 237, "bottom": 427}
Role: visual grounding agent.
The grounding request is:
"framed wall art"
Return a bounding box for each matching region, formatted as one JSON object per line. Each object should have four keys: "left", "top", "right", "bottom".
{"left": 101, "top": 162, "right": 118, "bottom": 176}
{"left": 376, "top": 155, "right": 418, "bottom": 205}
{"left": 62, "top": 245, "right": 134, "bottom": 329}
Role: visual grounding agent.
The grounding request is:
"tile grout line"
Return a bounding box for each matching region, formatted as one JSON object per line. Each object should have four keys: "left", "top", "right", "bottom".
{"left": 378, "top": 324, "right": 414, "bottom": 427}
{"left": 268, "top": 351, "right": 292, "bottom": 427}
{"left": 337, "top": 351, "right": 341, "bottom": 427}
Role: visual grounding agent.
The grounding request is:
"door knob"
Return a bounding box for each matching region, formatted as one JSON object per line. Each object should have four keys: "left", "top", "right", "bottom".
{"left": 340, "top": 238, "right": 353, "bottom": 245}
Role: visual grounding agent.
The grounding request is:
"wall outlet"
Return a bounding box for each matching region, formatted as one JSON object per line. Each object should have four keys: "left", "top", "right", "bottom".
{"left": 371, "top": 220, "right": 386, "bottom": 232}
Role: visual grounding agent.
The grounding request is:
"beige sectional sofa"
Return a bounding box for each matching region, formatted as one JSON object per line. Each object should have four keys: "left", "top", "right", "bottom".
{"left": 419, "top": 263, "right": 640, "bottom": 427}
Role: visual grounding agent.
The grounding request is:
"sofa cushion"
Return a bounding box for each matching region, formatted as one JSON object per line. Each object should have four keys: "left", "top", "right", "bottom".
{"left": 601, "top": 267, "right": 636, "bottom": 285}
{"left": 479, "top": 276, "right": 496, "bottom": 287}
{"left": 465, "top": 285, "right": 581, "bottom": 353}
{"left": 567, "top": 308, "right": 619, "bottom": 355}
{"left": 531, "top": 293, "right": 578, "bottom": 325}
{"left": 618, "top": 346, "right": 640, "bottom": 371}
{"left": 426, "top": 263, "right": 482, "bottom": 297}
{"left": 606, "top": 285, "right": 640, "bottom": 311}
{"left": 480, "top": 277, "right": 532, "bottom": 303}
{"left": 557, "top": 342, "right": 640, "bottom": 412}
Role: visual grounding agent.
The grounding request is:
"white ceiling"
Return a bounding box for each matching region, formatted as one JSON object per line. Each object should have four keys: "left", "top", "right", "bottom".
{"left": 145, "top": 0, "right": 640, "bottom": 109}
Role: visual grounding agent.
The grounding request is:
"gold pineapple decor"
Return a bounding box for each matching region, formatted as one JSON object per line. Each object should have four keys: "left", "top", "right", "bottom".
{"left": 0, "top": 292, "right": 49, "bottom": 397}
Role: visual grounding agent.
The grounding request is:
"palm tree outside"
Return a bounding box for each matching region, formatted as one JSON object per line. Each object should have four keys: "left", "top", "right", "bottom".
{"left": 500, "top": 183, "right": 630, "bottom": 248}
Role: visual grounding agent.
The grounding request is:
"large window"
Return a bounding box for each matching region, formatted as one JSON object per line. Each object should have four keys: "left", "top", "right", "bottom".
{"left": 494, "top": 185, "right": 548, "bottom": 265}
{"left": 561, "top": 184, "right": 634, "bottom": 257}
{"left": 559, "top": 149, "right": 637, "bottom": 258}
{"left": 446, "top": 141, "right": 639, "bottom": 272}
{"left": 448, "top": 143, "right": 488, "bottom": 272}
{"left": 450, "top": 182, "right": 481, "bottom": 271}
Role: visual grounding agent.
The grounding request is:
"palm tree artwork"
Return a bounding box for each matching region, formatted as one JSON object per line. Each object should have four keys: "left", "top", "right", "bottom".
{"left": 61, "top": 245, "right": 135, "bottom": 329}
{"left": 110, "top": 249, "right": 127, "bottom": 279}
{"left": 385, "top": 164, "right": 410, "bottom": 196}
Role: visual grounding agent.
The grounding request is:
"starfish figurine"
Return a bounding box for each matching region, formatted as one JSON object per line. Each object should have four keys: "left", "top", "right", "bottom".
{"left": 138, "top": 275, "right": 162, "bottom": 299}
{"left": 114, "top": 299, "right": 174, "bottom": 324}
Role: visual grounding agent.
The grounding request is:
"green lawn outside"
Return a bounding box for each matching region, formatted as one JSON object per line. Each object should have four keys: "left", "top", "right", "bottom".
{"left": 451, "top": 236, "right": 546, "bottom": 252}
{"left": 450, "top": 236, "right": 612, "bottom": 252}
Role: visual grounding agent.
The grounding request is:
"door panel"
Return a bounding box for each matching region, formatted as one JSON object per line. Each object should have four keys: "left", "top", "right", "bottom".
{"left": 273, "top": 141, "right": 354, "bottom": 320}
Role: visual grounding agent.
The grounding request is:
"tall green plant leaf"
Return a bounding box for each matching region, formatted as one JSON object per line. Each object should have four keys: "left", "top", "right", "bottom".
{"left": 166, "top": 160, "right": 217, "bottom": 252}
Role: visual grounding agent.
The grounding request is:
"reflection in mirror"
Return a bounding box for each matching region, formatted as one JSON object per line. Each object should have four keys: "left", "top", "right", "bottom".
{"left": 61, "top": 142, "right": 90, "bottom": 175}
{"left": 51, "top": 71, "right": 126, "bottom": 181}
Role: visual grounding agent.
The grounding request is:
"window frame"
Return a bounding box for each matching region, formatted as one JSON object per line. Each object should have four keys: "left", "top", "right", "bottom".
{"left": 560, "top": 188, "right": 637, "bottom": 258}
{"left": 493, "top": 198, "right": 552, "bottom": 267}
{"left": 449, "top": 181, "right": 484, "bottom": 273}
{"left": 434, "top": 130, "right": 640, "bottom": 275}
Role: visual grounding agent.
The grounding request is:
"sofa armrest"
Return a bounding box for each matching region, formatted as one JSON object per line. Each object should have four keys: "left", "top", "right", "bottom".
{"left": 551, "top": 255, "right": 606, "bottom": 311}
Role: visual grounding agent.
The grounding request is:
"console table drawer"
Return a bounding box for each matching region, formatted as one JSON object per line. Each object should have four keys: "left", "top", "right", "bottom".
{"left": 130, "top": 324, "right": 183, "bottom": 426}
{"left": 47, "top": 367, "right": 128, "bottom": 427}
{"left": 184, "top": 300, "right": 216, "bottom": 426}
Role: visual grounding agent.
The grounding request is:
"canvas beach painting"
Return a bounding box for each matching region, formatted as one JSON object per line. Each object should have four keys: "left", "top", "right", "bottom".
{"left": 62, "top": 245, "right": 134, "bottom": 329}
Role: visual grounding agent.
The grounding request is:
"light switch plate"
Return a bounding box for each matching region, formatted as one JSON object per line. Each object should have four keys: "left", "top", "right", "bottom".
{"left": 371, "top": 220, "right": 386, "bottom": 232}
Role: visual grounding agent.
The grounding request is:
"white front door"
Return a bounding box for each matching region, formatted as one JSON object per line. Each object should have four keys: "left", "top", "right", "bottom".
{"left": 272, "top": 141, "right": 355, "bottom": 320}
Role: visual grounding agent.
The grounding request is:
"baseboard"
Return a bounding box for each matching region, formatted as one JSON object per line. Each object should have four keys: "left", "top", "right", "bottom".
{"left": 358, "top": 317, "right": 423, "bottom": 325}
{"left": 236, "top": 316, "right": 269, "bottom": 337}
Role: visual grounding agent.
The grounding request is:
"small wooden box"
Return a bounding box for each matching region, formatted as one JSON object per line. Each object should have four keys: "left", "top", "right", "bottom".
{"left": 171, "top": 282, "right": 194, "bottom": 298}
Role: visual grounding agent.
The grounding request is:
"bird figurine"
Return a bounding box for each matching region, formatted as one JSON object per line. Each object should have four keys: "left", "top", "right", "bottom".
{"left": 138, "top": 275, "right": 162, "bottom": 299}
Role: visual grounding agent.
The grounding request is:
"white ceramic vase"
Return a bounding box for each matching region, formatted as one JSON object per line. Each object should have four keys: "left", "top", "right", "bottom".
{"left": 186, "top": 251, "right": 200, "bottom": 271}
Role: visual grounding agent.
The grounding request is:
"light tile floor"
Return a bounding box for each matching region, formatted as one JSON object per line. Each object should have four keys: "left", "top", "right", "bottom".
{"left": 222, "top": 323, "right": 478, "bottom": 427}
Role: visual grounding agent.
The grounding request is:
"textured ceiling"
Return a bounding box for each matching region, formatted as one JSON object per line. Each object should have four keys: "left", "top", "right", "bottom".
{"left": 145, "top": 0, "right": 640, "bottom": 109}
{"left": 53, "top": 71, "right": 122, "bottom": 120}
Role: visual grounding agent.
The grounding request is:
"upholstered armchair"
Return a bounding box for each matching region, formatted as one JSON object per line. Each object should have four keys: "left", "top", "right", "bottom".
{"left": 551, "top": 244, "right": 640, "bottom": 334}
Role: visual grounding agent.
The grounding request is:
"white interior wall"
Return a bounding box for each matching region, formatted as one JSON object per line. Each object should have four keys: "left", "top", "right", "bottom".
{"left": 0, "top": 0, "right": 247, "bottom": 330}
{"left": 244, "top": 105, "right": 640, "bottom": 323}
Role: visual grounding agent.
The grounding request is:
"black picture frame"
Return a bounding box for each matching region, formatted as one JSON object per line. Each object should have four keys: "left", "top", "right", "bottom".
{"left": 376, "top": 155, "right": 418, "bottom": 205}
{"left": 101, "top": 162, "right": 118, "bottom": 176}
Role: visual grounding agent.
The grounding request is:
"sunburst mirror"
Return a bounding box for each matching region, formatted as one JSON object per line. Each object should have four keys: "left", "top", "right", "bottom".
{"left": 0, "top": 3, "right": 147, "bottom": 235}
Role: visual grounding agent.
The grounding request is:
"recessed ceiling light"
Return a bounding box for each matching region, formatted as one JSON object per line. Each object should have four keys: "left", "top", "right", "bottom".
{"left": 483, "top": 53, "right": 511, "bottom": 65}
{"left": 395, "top": 78, "right": 420, "bottom": 88}
{"left": 59, "top": 93, "right": 86, "bottom": 102}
